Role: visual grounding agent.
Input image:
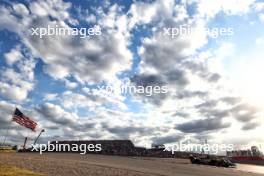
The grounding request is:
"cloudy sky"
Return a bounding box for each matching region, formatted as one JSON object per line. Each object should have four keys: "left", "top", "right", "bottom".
{"left": 0, "top": 0, "right": 264, "bottom": 149}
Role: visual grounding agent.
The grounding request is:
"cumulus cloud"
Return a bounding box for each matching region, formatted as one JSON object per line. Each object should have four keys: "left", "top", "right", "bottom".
{"left": 0, "top": 47, "right": 36, "bottom": 101}
{"left": 254, "top": 2, "right": 264, "bottom": 11}
{"left": 176, "top": 118, "right": 231, "bottom": 133}
{"left": 0, "top": 0, "right": 133, "bottom": 84}
{"left": 242, "top": 121, "right": 260, "bottom": 131}
{"left": 231, "top": 103, "right": 260, "bottom": 122}
{"left": 0, "top": 101, "right": 15, "bottom": 129}
{"left": 4, "top": 46, "right": 23, "bottom": 65}
{"left": 36, "top": 103, "right": 78, "bottom": 126}
{"left": 104, "top": 124, "right": 155, "bottom": 139}
{"left": 151, "top": 134, "right": 183, "bottom": 145}
{"left": 195, "top": 0, "right": 256, "bottom": 18}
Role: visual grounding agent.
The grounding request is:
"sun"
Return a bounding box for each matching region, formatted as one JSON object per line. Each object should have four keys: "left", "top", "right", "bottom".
{"left": 234, "top": 58, "right": 264, "bottom": 108}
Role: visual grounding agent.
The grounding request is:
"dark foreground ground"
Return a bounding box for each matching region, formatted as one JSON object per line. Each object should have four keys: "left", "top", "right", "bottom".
{"left": 0, "top": 153, "right": 263, "bottom": 176}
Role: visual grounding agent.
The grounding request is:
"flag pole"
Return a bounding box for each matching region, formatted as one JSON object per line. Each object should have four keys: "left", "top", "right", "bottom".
{"left": 21, "top": 126, "right": 34, "bottom": 149}
{"left": 2, "top": 107, "right": 16, "bottom": 146}
{"left": 34, "top": 129, "right": 45, "bottom": 145}
{"left": 2, "top": 120, "right": 12, "bottom": 146}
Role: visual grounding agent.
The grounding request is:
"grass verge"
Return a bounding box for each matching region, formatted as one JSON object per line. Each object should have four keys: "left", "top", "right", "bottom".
{"left": 0, "top": 150, "right": 16, "bottom": 153}
{"left": 0, "top": 164, "right": 44, "bottom": 176}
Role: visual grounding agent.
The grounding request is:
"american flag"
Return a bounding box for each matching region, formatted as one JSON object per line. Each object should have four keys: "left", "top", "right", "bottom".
{"left": 12, "top": 108, "right": 37, "bottom": 131}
